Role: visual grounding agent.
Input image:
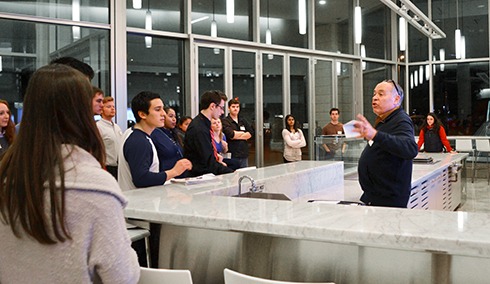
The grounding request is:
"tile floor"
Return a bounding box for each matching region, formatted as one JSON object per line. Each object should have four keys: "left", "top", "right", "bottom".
{"left": 459, "top": 177, "right": 490, "bottom": 213}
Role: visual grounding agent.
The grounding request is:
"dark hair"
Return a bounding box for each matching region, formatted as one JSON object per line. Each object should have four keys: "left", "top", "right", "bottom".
{"left": 329, "top": 108, "right": 340, "bottom": 115}
{"left": 0, "top": 64, "right": 105, "bottom": 244}
{"left": 228, "top": 98, "right": 240, "bottom": 107}
{"left": 0, "top": 100, "right": 16, "bottom": 145}
{"left": 284, "top": 114, "right": 298, "bottom": 132}
{"left": 50, "top": 57, "right": 95, "bottom": 80}
{"left": 92, "top": 86, "right": 104, "bottom": 98}
{"left": 420, "top": 112, "right": 443, "bottom": 133}
{"left": 131, "top": 91, "right": 161, "bottom": 123}
{"left": 163, "top": 106, "right": 183, "bottom": 146}
{"left": 199, "top": 90, "right": 227, "bottom": 111}
{"left": 178, "top": 116, "right": 192, "bottom": 128}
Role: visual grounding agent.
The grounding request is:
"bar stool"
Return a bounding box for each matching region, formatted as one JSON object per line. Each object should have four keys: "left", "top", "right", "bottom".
{"left": 127, "top": 224, "right": 151, "bottom": 267}
{"left": 456, "top": 139, "right": 476, "bottom": 182}
{"left": 138, "top": 267, "right": 193, "bottom": 284}
{"left": 475, "top": 139, "right": 490, "bottom": 184}
{"left": 223, "top": 268, "right": 335, "bottom": 284}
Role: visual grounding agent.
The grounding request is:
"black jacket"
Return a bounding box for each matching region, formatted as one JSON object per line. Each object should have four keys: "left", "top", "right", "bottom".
{"left": 184, "top": 113, "right": 234, "bottom": 177}
{"left": 358, "top": 108, "right": 418, "bottom": 208}
{"left": 221, "top": 115, "right": 254, "bottom": 159}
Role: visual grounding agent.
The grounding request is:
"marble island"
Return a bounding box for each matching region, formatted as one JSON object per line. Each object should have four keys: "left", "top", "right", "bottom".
{"left": 124, "top": 153, "right": 489, "bottom": 284}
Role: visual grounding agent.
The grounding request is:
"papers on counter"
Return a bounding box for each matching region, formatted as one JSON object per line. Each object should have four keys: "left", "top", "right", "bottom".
{"left": 170, "top": 173, "right": 217, "bottom": 185}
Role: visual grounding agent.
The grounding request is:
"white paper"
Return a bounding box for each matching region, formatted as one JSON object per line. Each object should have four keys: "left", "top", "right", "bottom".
{"left": 343, "top": 120, "right": 358, "bottom": 138}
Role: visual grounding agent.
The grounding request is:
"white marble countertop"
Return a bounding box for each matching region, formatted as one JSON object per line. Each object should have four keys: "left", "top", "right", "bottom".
{"left": 124, "top": 153, "right": 490, "bottom": 258}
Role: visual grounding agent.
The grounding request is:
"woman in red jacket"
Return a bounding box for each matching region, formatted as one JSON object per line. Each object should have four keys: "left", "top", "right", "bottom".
{"left": 418, "top": 112, "right": 456, "bottom": 153}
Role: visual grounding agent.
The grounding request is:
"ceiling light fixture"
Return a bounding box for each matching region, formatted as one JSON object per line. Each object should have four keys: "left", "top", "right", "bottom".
{"left": 298, "top": 0, "right": 307, "bottom": 35}
{"left": 266, "top": 0, "right": 273, "bottom": 59}
{"left": 360, "top": 44, "right": 366, "bottom": 70}
{"left": 379, "top": 0, "right": 445, "bottom": 39}
{"left": 133, "top": 0, "right": 142, "bottom": 9}
{"left": 72, "top": 0, "right": 80, "bottom": 40}
{"left": 399, "top": 16, "right": 406, "bottom": 51}
{"left": 354, "top": 1, "right": 362, "bottom": 44}
{"left": 455, "top": 0, "right": 461, "bottom": 59}
{"left": 226, "top": 0, "right": 235, "bottom": 23}
{"left": 145, "top": 0, "right": 152, "bottom": 48}
{"left": 211, "top": 0, "right": 217, "bottom": 37}
{"left": 439, "top": 48, "right": 445, "bottom": 71}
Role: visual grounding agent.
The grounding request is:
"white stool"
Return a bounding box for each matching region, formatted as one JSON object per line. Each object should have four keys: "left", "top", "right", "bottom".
{"left": 127, "top": 224, "right": 151, "bottom": 267}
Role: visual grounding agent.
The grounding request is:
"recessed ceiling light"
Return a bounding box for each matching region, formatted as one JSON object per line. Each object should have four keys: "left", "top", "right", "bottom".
{"left": 319, "top": 0, "right": 326, "bottom": 5}
{"left": 477, "top": 4, "right": 485, "bottom": 8}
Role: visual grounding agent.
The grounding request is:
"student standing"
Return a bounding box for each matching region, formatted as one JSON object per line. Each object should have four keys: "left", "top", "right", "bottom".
{"left": 221, "top": 98, "right": 254, "bottom": 168}
{"left": 417, "top": 112, "right": 455, "bottom": 153}
{"left": 97, "top": 96, "right": 123, "bottom": 179}
{"left": 184, "top": 90, "right": 234, "bottom": 176}
{"left": 282, "top": 114, "right": 307, "bottom": 162}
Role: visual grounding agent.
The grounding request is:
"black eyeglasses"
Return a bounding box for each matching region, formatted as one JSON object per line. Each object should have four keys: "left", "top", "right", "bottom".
{"left": 386, "top": 79, "right": 400, "bottom": 96}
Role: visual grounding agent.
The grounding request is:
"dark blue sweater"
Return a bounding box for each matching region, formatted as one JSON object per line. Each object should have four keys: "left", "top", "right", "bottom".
{"left": 358, "top": 108, "right": 418, "bottom": 208}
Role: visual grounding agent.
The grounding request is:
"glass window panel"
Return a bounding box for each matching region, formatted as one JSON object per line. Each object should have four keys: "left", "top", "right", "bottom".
{"left": 260, "top": 0, "right": 308, "bottom": 48}
{"left": 198, "top": 47, "right": 224, "bottom": 96}
{"left": 314, "top": 60, "right": 333, "bottom": 134}
{"left": 337, "top": 61, "right": 354, "bottom": 121}
{"left": 290, "top": 57, "right": 309, "bottom": 159}
{"left": 314, "top": 0, "right": 350, "bottom": 54}
{"left": 127, "top": 34, "right": 184, "bottom": 124}
{"left": 430, "top": 62, "right": 490, "bottom": 136}
{"left": 263, "top": 54, "right": 284, "bottom": 167}
{"left": 362, "top": 2, "right": 391, "bottom": 60}
{"left": 0, "top": 0, "right": 109, "bottom": 24}
{"left": 232, "top": 50, "right": 256, "bottom": 166}
{"left": 408, "top": 65, "right": 430, "bottom": 133}
{"left": 192, "top": 0, "right": 251, "bottom": 41}
{"left": 0, "top": 18, "right": 109, "bottom": 124}
{"left": 408, "top": 26, "right": 429, "bottom": 62}
{"left": 432, "top": 0, "right": 488, "bottom": 60}
{"left": 126, "top": 0, "right": 183, "bottom": 33}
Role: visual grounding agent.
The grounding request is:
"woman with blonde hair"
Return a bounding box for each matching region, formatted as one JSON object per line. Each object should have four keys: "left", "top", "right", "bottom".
{"left": 0, "top": 99, "right": 15, "bottom": 156}
{"left": 0, "top": 64, "right": 139, "bottom": 283}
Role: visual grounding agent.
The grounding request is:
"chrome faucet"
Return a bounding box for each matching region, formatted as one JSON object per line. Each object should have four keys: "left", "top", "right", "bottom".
{"left": 238, "top": 175, "right": 257, "bottom": 196}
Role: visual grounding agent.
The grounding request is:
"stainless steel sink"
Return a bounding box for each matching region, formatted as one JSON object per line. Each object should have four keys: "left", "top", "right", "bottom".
{"left": 233, "top": 192, "right": 291, "bottom": 201}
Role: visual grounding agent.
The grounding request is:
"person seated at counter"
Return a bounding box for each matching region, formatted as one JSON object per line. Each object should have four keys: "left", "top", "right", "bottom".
{"left": 184, "top": 90, "right": 234, "bottom": 177}
{"left": 151, "top": 106, "right": 190, "bottom": 177}
{"left": 417, "top": 112, "right": 456, "bottom": 153}
{"left": 353, "top": 79, "right": 418, "bottom": 208}
{"left": 0, "top": 64, "right": 140, "bottom": 283}
{"left": 118, "top": 91, "right": 192, "bottom": 190}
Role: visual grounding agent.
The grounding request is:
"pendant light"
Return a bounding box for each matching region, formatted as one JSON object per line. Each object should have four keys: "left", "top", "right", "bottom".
{"left": 354, "top": 1, "right": 362, "bottom": 44}
{"left": 360, "top": 44, "right": 366, "bottom": 70}
{"left": 72, "top": 0, "right": 80, "bottom": 40}
{"left": 298, "top": 0, "right": 306, "bottom": 35}
{"left": 455, "top": 0, "right": 461, "bottom": 59}
{"left": 133, "top": 0, "right": 142, "bottom": 9}
{"left": 226, "top": 0, "right": 235, "bottom": 23}
{"left": 266, "top": 0, "right": 273, "bottom": 59}
{"left": 211, "top": 0, "right": 217, "bottom": 37}
{"left": 419, "top": 66, "right": 423, "bottom": 84}
{"left": 0, "top": 56, "right": 2, "bottom": 72}
{"left": 145, "top": 0, "right": 152, "bottom": 48}
{"left": 399, "top": 17, "right": 406, "bottom": 51}
{"left": 439, "top": 48, "right": 445, "bottom": 71}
